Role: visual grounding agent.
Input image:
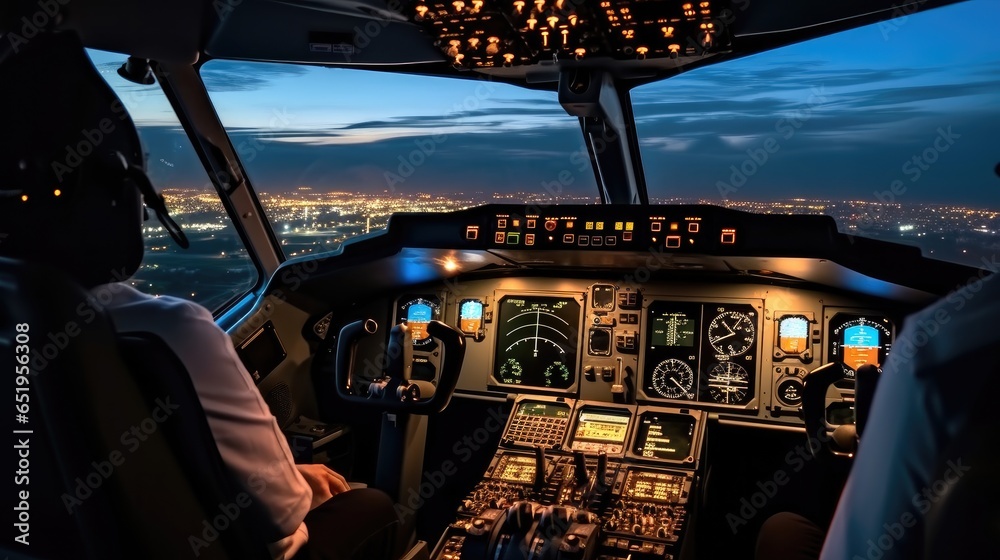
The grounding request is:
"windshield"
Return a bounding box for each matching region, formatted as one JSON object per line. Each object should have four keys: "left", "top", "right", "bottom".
{"left": 202, "top": 65, "right": 598, "bottom": 256}
{"left": 633, "top": 0, "right": 1000, "bottom": 268}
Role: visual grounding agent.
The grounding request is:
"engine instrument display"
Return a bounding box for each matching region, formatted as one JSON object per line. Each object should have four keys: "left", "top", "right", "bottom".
{"left": 396, "top": 295, "right": 441, "bottom": 346}
{"left": 631, "top": 412, "right": 696, "bottom": 462}
{"left": 643, "top": 300, "right": 759, "bottom": 407}
{"left": 644, "top": 302, "right": 701, "bottom": 401}
{"left": 493, "top": 295, "right": 581, "bottom": 389}
{"left": 827, "top": 313, "right": 894, "bottom": 374}
{"left": 569, "top": 408, "right": 632, "bottom": 454}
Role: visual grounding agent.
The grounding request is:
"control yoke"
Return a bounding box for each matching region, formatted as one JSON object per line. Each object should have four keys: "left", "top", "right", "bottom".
{"left": 335, "top": 319, "right": 466, "bottom": 414}
{"left": 802, "top": 362, "right": 881, "bottom": 458}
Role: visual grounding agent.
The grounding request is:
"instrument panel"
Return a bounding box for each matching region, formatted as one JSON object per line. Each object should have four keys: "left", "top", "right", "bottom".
{"left": 373, "top": 276, "right": 900, "bottom": 426}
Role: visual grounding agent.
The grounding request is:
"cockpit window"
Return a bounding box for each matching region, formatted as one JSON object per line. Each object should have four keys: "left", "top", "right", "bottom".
{"left": 632, "top": 0, "right": 1000, "bottom": 269}
{"left": 201, "top": 61, "right": 599, "bottom": 256}
{"left": 87, "top": 50, "right": 259, "bottom": 311}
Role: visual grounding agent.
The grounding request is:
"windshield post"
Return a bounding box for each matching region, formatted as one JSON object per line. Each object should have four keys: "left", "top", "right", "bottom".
{"left": 559, "top": 70, "right": 648, "bottom": 205}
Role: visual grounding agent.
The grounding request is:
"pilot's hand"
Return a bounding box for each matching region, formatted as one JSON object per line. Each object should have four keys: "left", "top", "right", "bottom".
{"left": 296, "top": 463, "right": 351, "bottom": 509}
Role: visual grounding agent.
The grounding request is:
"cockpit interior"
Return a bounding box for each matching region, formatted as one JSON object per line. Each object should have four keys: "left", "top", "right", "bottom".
{"left": 2, "top": 0, "right": 997, "bottom": 558}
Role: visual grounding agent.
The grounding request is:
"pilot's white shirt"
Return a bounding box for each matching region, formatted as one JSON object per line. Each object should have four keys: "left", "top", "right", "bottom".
{"left": 94, "top": 283, "right": 311, "bottom": 560}
{"left": 820, "top": 275, "right": 1000, "bottom": 559}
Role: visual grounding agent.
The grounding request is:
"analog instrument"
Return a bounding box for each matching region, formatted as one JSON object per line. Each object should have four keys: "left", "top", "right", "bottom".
{"left": 706, "top": 362, "right": 750, "bottom": 405}
{"left": 651, "top": 359, "right": 695, "bottom": 400}
{"left": 708, "top": 310, "right": 755, "bottom": 357}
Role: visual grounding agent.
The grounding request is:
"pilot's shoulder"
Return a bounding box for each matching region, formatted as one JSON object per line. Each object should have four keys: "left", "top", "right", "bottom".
{"left": 92, "top": 282, "right": 219, "bottom": 335}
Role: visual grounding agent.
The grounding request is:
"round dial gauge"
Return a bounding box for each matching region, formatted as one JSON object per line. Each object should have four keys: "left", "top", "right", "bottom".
{"left": 708, "top": 311, "right": 756, "bottom": 357}
{"left": 651, "top": 359, "right": 695, "bottom": 400}
{"left": 706, "top": 362, "right": 751, "bottom": 405}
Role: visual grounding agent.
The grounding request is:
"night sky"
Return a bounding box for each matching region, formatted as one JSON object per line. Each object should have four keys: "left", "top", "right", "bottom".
{"left": 89, "top": 0, "right": 1000, "bottom": 207}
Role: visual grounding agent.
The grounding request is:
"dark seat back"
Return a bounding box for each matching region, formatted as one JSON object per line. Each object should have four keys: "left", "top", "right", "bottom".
{"left": 0, "top": 258, "right": 277, "bottom": 558}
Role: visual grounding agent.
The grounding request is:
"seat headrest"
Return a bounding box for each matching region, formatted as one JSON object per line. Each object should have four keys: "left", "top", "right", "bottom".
{"left": 0, "top": 30, "right": 147, "bottom": 287}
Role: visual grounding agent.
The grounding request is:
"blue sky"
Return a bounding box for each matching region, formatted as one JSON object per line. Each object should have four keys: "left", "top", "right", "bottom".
{"left": 89, "top": 0, "right": 1000, "bottom": 205}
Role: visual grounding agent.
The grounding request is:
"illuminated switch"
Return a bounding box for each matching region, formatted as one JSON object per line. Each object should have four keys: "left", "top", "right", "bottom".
{"left": 495, "top": 232, "right": 505, "bottom": 244}
{"left": 615, "top": 221, "right": 623, "bottom": 231}
{"left": 525, "top": 234, "right": 535, "bottom": 245}
{"left": 563, "top": 234, "right": 575, "bottom": 244}
{"left": 544, "top": 220, "right": 557, "bottom": 231}
{"left": 585, "top": 221, "right": 594, "bottom": 230}
{"left": 507, "top": 232, "right": 520, "bottom": 245}
{"left": 721, "top": 229, "right": 736, "bottom": 244}
{"left": 606, "top": 236, "right": 616, "bottom": 246}
{"left": 466, "top": 226, "right": 479, "bottom": 240}
{"left": 651, "top": 222, "right": 662, "bottom": 232}
{"left": 497, "top": 218, "right": 507, "bottom": 228}
{"left": 527, "top": 219, "right": 536, "bottom": 229}
{"left": 512, "top": 219, "right": 520, "bottom": 227}
{"left": 596, "top": 222, "right": 605, "bottom": 231}
{"left": 625, "top": 221, "right": 634, "bottom": 231}
{"left": 566, "top": 221, "right": 574, "bottom": 229}
{"left": 666, "top": 235, "right": 681, "bottom": 248}
{"left": 670, "top": 222, "right": 679, "bottom": 231}
{"left": 688, "top": 222, "right": 700, "bottom": 233}
{"left": 623, "top": 231, "right": 633, "bottom": 241}
{"left": 579, "top": 236, "right": 589, "bottom": 246}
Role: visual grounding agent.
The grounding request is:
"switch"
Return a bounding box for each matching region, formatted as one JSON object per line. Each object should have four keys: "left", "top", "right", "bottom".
{"left": 584, "top": 365, "right": 596, "bottom": 381}
{"left": 602, "top": 367, "right": 614, "bottom": 382}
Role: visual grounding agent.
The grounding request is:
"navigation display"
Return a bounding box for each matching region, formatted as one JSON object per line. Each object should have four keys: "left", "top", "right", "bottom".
{"left": 632, "top": 412, "right": 696, "bottom": 461}
{"left": 493, "top": 295, "right": 581, "bottom": 389}
{"left": 569, "top": 408, "right": 631, "bottom": 454}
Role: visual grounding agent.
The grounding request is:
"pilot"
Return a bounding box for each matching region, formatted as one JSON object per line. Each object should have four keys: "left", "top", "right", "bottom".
{"left": 0, "top": 26, "right": 400, "bottom": 560}
{"left": 757, "top": 269, "right": 1000, "bottom": 559}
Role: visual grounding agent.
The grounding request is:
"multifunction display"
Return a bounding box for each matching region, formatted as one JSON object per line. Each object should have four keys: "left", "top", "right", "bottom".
{"left": 569, "top": 407, "right": 632, "bottom": 454}
{"left": 493, "top": 295, "right": 581, "bottom": 389}
{"left": 631, "top": 412, "right": 696, "bottom": 461}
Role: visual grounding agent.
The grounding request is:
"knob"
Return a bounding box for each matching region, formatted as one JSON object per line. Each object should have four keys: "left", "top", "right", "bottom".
{"left": 632, "top": 524, "right": 643, "bottom": 535}
{"left": 564, "top": 534, "right": 580, "bottom": 548}
{"left": 656, "top": 526, "right": 668, "bottom": 539}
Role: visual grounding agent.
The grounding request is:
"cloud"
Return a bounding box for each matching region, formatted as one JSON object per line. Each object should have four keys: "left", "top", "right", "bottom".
{"left": 200, "top": 62, "right": 309, "bottom": 92}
